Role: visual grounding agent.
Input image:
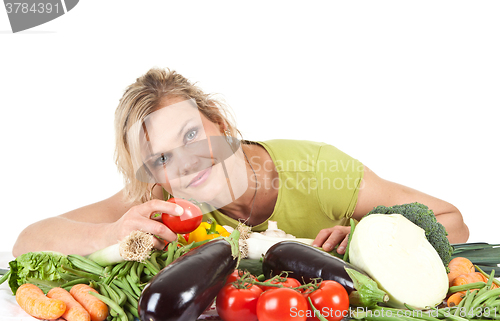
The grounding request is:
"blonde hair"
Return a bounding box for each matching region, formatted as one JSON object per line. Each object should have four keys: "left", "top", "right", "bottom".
{"left": 114, "top": 67, "right": 239, "bottom": 204}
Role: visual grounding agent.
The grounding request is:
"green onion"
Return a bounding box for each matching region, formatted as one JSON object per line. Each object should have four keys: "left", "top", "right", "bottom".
{"left": 87, "top": 230, "right": 155, "bottom": 266}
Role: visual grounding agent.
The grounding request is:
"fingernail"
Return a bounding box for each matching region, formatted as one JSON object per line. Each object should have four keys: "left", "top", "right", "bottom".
{"left": 175, "top": 206, "right": 184, "bottom": 215}
{"left": 324, "top": 243, "right": 332, "bottom": 250}
{"left": 338, "top": 246, "right": 345, "bottom": 253}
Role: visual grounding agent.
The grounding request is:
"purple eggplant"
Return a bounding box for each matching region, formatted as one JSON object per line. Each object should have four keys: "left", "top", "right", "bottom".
{"left": 138, "top": 238, "right": 238, "bottom": 321}
{"left": 262, "top": 241, "right": 366, "bottom": 294}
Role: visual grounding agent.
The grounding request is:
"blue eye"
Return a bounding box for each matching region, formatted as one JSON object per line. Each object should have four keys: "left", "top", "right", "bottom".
{"left": 185, "top": 128, "right": 197, "bottom": 142}
{"left": 154, "top": 153, "right": 171, "bottom": 167}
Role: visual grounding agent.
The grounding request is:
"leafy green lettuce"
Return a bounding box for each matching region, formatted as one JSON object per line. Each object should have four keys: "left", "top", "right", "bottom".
{"left": 8, "top": 251, "right": 73, "bottom": 294}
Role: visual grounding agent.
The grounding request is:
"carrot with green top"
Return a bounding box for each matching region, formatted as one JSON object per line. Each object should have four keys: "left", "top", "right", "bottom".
{"left": 70, "top": 284, "right": 108, "bottom": 321}
{"left": 15, "top": 283, "right": 66, "bottom": 320}
{"left": 47, "top": 287, "right": 91, "bottom": 321}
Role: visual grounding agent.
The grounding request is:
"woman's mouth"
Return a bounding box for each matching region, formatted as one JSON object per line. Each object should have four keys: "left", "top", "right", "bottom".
{"left": 187, "top": 166, "right": 212, "bottom": 188}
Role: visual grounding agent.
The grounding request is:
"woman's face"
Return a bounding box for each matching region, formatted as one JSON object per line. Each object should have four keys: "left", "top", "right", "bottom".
{"left": 139, "top": 97, "right": 247, "bottom": 207}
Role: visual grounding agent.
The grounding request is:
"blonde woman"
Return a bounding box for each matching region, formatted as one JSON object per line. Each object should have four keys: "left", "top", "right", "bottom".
{"left": 12, "top": 68, "right": 469, "bottom": 257}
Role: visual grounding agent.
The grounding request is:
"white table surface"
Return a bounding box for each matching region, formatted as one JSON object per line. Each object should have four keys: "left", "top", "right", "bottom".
{"left": 0, "top": 252, "right": 41, "bottom": 320}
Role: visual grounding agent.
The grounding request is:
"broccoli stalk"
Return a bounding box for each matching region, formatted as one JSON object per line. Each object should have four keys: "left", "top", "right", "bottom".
{"left": 366, "top": 202, "right": 453, "bottom": 270}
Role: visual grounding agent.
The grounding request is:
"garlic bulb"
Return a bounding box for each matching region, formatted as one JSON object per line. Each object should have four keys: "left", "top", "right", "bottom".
{"left": 240, "top": 221, "right": 314, "bottom": 259}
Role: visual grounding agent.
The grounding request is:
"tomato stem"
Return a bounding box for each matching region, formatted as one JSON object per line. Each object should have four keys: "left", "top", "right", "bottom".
{"left": 233, "top": 271, "right": 321, "bottom": 292}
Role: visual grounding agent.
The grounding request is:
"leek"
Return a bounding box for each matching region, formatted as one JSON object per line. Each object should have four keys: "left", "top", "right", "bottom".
{"left": 88, "top": 230, "right": 155, "bottom": 266}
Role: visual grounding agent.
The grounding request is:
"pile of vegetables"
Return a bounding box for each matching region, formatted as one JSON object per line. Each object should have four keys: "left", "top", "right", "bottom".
{"left": 3, "top": 200, "right": 500, "bottom": 321}
{"left": 0, "top": 228, "right": 231, "bottom": 321}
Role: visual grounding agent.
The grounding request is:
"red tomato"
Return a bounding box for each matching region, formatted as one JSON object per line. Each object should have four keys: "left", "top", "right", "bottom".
{"left": 161, "top": 198, "right": 203, "bottom": 234}
{"left": 305, "top": 280, "right": 349, "bottom": 321}
{"left": 256, "top": 288, "right": 308, "bottom": 321}
{"left": 216, "top": 283, "right": 263, "bottom": 321}
{"left": 260, "top": 277, "right": 302, "bottom": 292}
{"left": 225, "top": 270, "right": 257, "bottom": 286}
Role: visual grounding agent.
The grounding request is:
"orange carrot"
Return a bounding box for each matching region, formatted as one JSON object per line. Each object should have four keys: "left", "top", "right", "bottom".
{"left": 447, "top": 291, "right": 466, "bottom": 307}
{"left": 451, "top": 272, "right": 487, "bottom": 287}
{"left": 70, "top": 284, "right": 108, "bottom": 321}
{"left": 447, "top": 257, "right": 475, "bottom": 286}
{"left": 15, "top": 283, "right": 66, "bottom": 320}
{"left": 47, "top": 287, "right": 91, "bottom": 321}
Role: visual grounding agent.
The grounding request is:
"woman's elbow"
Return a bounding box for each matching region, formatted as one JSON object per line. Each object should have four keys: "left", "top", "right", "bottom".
{"left": 443, "top": 207, "right": 469, "bottom": 244}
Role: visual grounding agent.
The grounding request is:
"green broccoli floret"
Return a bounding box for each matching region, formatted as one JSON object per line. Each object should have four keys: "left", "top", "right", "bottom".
{"left": 366, "top": 202, "right": 453, "bottom": 269}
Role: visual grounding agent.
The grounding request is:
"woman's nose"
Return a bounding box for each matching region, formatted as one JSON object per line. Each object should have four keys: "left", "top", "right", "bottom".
{"left": 175, "top": 148, "right": 200, "bottom": 176}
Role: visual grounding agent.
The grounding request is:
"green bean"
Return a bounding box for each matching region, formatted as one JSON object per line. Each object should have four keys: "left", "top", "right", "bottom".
{"left": 463, "top": 289, "right": 478, "bottom": 318}
{"left": 441, "top": 314, "right": 469, "bottom": 321}
{"left": 59, "top": 271, "right": 82, "bottom": 281}
{"left": 485, "top": 268, "right": 496, "bottom": 290}
{"left": 124, "top": 302, "right": 139, "bottom": 319}
{"left": 142, "top": 259, "right": 159, "bottom": 275}
{"left": 122, "top": 288, "right": 139, "bottom": 307}
{"left": 61, "top": 264, "right": 101, "bottom": 281}
{"left": 112, "top": 278, "right": 138, "bottom": 301}
{"left": 136, "top": 262, "right": 145, "bottom": 279}
{"left": 448, "top": 282, "right": 486, "bottom": 293}
{"left": 149, "top": 251, "right": 161, "bottom": 270}
{"left": 470, "top": 287, "right": 500, "bottom": 313}
{"left": 129, "top": 262, "right": 139, "bottom": 283}
{"left": 89, "top": 291, "right": 128, "bottom": 321}
{"left": 104, "top": 265, "right": 113, "bottom": 277}
{"left": 61, "top": 277, "right": 90, "bottom": 288}
{"left": 476, "top": 265, "right": 500, "bottom": 288}
{"left": 97, "top": 283, "right": 110, "bottom": 299}
{"left": 110, "top": 283, "right": 127, "bottom": 306}
{"left": 104, "top": 283, "right": 121, "bottom": 305}
{"left": 117, "top": 261, "right": 134, "bottom": 279}
{"left": 156, "top": 258, "right": 166, "bottom": 269}
{"left": 101, "top": 261, "right": 126, "bottom": 285}
{"left": 126, "top": 274, "right": 142, "bottom": 297}
{"left": 482, "top": 295, "right": 498, "bottom": 309}
{"left": 68, "top": 254, "right": 105, "bottom": 273}
{"left": 142, "top": 265, "right": 151, "bottom": 275}
{"left": 141, "top": 274, "right": 154, "bottom": 283}
{"left": 0, "top": 270, "right": 10, "bottom": 285}
{"left": 110, "top": 261, "right": 126, "bottom": 273}
{"left": 164, "top": 241, "right": 176, "bottom": 265}
{"left": 173, "top": 247, "right": 186, "bottom": 260}
{"left": 453, "top": 293, "right": 467, "bottom": 316}
{"left": 125, "top": 311, "right": 134, "bottom": 321}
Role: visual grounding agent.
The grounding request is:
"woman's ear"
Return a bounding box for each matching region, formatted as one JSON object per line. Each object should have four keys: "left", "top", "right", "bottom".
{"left": 219, "top": 122, "right": 228, "bottom": 135}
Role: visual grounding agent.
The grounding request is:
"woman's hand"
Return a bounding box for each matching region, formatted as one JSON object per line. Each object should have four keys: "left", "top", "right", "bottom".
{"left": 312, "top": 226, "right": 351, "bottom": 254}
{"left": 109, "top": 199, "right": 185, "bottom": 250}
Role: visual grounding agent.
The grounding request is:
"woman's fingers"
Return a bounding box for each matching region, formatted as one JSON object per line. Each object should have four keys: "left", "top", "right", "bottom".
{"left": 312, "top": 226, "right": 351, "bottom": 252}
{"left": 336, "top": 234, "right": 350, "bottom": 255}
{"left": 141, "top": 199, "right": 184, "bottom": 219}
{"left": 133, "top": 217, "right": 178, "bottom": 243}
{"left": 116, "top": 200, "right": 182, "bottom": 244}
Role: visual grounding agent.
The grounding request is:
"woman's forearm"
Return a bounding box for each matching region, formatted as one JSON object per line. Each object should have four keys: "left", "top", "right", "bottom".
{"left": 12, "top": 217, "right": 110, "bottom": 257}
{"left": 435, "top": 210, "right": 469, "bottom": 244}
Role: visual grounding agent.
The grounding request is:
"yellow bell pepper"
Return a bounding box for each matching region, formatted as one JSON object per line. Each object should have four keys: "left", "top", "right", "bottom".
{"left": 188, "top": 221, "right": 230, "bottom": 243}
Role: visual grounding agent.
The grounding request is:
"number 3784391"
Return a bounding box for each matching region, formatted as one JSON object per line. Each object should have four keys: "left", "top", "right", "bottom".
{"left": 5, "top": 2, "right": 60, "bottom": 14}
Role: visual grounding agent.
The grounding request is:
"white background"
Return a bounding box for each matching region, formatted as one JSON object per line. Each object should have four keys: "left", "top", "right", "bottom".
{"left": 0, "top": 1, "right": 498, "bottom": 254}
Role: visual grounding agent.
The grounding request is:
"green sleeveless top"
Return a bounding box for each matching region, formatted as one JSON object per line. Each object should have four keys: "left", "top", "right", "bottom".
{"left": 200, "top": 139, "right": 364, "bottom": 239}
